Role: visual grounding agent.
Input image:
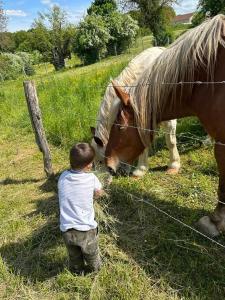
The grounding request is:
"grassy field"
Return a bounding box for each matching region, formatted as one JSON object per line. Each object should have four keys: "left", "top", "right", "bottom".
{"left": 1, "top": 35, "right": 225, "bottom": 299}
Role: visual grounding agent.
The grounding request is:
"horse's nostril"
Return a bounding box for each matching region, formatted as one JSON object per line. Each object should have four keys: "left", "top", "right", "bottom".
{"left": 107, "top": 166, "right": 116, "bottom": 176}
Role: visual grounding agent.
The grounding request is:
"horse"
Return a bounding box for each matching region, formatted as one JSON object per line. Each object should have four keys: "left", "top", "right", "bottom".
{"left": 105, "top": 14, "right": 225, "bottom": 237}
{"left": 91, "top": 47, "right": 180, "bottom": 177}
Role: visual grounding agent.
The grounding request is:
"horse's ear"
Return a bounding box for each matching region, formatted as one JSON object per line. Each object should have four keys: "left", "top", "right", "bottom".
{"left": 94, "top": 136, "right": 104, "bottom": 147}
{"left": 90, "top": 126, "right": 96, "bottom": 136}
{"left": 111, "top": 80, "right": 130, "bottom": 106}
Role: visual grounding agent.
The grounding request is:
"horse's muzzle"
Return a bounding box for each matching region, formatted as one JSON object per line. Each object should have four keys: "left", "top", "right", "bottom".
{"left": 107, "top": 166, "right": 116, "bottom": 176}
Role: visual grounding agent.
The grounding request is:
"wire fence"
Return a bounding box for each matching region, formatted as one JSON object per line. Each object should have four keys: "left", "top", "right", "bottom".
{"left": 1, "top": 36, "right": 225, "bottom": 254}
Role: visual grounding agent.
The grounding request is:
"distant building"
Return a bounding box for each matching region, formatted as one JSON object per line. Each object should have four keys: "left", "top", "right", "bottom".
{"left": 174, "top": 13, "right": 194, "bottom": 24}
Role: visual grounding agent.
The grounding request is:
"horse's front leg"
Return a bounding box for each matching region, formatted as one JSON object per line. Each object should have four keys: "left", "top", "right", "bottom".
{"left": 163, "top": 120, "right": 180, "bottom": 174}
{"left": 197, "top": 143, "right": 225, "bottom": 237}
{"left": 132, "top": 148, "right": 148, "bottom": 177}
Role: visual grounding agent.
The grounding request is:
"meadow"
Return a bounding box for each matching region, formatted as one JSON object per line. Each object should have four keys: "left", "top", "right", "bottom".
{"left": 1, "top": 34, "right": 225, "bottom": 299}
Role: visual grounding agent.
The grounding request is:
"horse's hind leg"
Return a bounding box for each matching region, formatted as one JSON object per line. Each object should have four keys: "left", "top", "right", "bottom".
{"left": 163, "top": 120, "right": 180, "bottom": 174}
{"left": 197, "top": 143, "right": 225, "bottom": 237}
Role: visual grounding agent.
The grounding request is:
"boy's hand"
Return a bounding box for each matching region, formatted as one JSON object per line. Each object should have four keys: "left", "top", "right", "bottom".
{"left": 94, "top": 189, "right": 109, "bottom": 199}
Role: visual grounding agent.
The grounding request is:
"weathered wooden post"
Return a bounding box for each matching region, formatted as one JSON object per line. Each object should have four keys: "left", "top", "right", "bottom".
{"left": 23, "top": 80, "right": 54, "bottom": 177}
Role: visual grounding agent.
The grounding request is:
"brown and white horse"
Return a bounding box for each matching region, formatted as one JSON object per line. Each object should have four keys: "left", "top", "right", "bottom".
{"left": 91, "top": 47, "right": 180, "bottom": 177}
{"left": 105, "top": 14, "right": 225, "bottom": 237}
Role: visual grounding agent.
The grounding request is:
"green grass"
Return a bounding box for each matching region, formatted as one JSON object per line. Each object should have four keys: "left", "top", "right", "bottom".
{"left": 1, "top": 35, "right": 225, "bottom": 299}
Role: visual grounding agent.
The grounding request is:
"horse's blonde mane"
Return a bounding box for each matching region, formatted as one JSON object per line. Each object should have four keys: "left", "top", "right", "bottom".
{"left": 95, "top": 47, "right": 165, "bottom": 145}
{"left": 132, "top": 14, "right": 225, "bottom": 147}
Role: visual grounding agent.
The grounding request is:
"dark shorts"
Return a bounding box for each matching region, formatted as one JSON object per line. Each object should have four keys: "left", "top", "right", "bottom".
{"left": 62, "top": 227, "right": 101, "bottom": 274}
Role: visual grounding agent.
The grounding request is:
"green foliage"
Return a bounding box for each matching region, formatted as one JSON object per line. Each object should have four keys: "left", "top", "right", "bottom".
{"left": 0, "top": 52, "right": 35, "bottom": 80}
{"left": 87, "top": 0, "right": 117, "bottom": 16}
{"left": 30, "top": 50, "right": 43, "bottom": 65}
{"left": 107, "top": 12, "right": 139, "bottom": 54}
{"left": 75, "top": 15, "right": 111, "bottom": 64}
{"left": 0, "top": 53, "right": 24, "bottom": 80}
{"left": 0, "top": 0, "right": 7, "bottom": 32}
{"left": 13, "top": 30, "right": 31, "bottom": 50}
{"left": 75, "top": 0, "right": 138, "bottom": 64}
{"left": 0, "top": 32, "right": 15, "bottom": 52}
{"left": 32, "top": 6, "right": 75, "bottom": 70}
{"left": 1, "top": 44, "right": 225, "bottom": 298}
{"left": 123, "top": 0, "right": 177, "bottom": 46}
{"left": 17, "top": 52, "right": 35, "bottom": 76}
{"left": 192, "top": 0, "right": 225, "bottom": 26}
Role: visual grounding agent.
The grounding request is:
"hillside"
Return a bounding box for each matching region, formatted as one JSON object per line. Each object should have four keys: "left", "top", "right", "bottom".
{"left": 1, "top": 36, "right": 225, "bottom": 299}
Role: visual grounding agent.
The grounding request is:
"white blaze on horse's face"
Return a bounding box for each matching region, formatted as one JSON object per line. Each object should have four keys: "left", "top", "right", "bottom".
{"left": 90, "top": 138, "right": 106, "bottom": 171}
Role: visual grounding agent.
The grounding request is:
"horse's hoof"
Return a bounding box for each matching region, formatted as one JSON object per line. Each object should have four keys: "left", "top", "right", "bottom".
{"left": 132, "top": 169, "right": 146, "bottom": 178}
{"left": 166, "top": 167, "right": 179, "bottom": 175}
{"left": 196, "top": 216, "right": 220, "bottom": 237}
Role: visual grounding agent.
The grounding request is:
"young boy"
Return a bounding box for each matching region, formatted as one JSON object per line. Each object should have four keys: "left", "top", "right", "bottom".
{"left": 58, "top": 143, "right": 104, "bottom": 274}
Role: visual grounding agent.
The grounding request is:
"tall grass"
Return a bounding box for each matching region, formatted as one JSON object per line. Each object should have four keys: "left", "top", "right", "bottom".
{"left": 1, "top": 33, "right": 225, "bottom": 300}
{"left": 0, "top": 35, "right": 153, "bottom": 147}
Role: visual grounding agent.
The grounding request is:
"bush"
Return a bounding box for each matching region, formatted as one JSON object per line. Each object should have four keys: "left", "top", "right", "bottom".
{"left": 107, "top": 12, "right": 139, "bottom": 55}
{"left": 29, "top": 50, "right": 44, "bottom": 65}
{"left": 0, "top": 53, "right": 24, "bottom": 80}
{"left": 16, "top": 52, "right": 35, "bottom": 76}
{"left": 75, "top": 15, "right": 110, "bottom": 64}
{"left": 153, "top": 27, "right": 174, "bottom": 46}
{"left": 0, "top": 52, "right": 35, "bottom": 81}
{"left": 75, "top": 11, "right": 139, "bottom": 64}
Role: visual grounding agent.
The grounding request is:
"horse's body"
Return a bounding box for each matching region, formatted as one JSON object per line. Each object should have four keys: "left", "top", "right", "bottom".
{"left": 105, "top": 15, "right": 225, "bottom": 237}
{"left": 91, "top": 47, "right": 180, "bottom": 176}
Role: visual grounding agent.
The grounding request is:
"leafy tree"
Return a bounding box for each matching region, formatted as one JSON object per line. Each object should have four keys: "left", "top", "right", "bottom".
{"left": 75, "top": 14, "right": 110, "bottom": 64}
{"left": 13, "top": 30, "right": 32, "bottom": 50}
{"left": 33, "top": 5, "right": 75, "bottom": 70}
{"left": 0, "top": 1, "right": 14, "bottom": 52}
{"left": 120, "top": 0, "right": 177, "bottom": 46}
{"left": 0, "top": 0, "right": 7, "bottom": 32}
{"left": 87, "top": 0, "right": 117, "bottom": 15}
{"left": 192, "top": 0, "right": 225, "bottom": 26}
{"left": 0, "top": 32, "right": 15, "bottom": 52}
{"left": 76, "top": 0, "right": 138, "bottom": 62}
{"left": 0, "top": 52, "right": 34, "bottom": 80}
{"left": 106, "top": 11, "right": 139, "bottom": 54}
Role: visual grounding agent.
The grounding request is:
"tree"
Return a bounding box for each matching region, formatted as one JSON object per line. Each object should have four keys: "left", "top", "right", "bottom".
{"left": 0, "top": 1, "right": 14, "bottom": 52}
{"left": 120, "top": 0, "right": 177, "bottom": 46}
{"left": 33, "top": 5, "right": 75, "bottom": 70}
{"left": 87, "top": 0, "right": 117, "bottom": 15}
{"left": 75, "top": 14, "right": 110, "bottom": 64}
{"left": 77, "top": 0, "right": 138, "bottom": 61}
{"left": 106, "top": 11, "right": 139, "bottom": 54}
{"left": 0, "top": 0, "right": 7, "bottom": 32}
{"left": 192, "top": 0, "right": 225, "bottom": 26}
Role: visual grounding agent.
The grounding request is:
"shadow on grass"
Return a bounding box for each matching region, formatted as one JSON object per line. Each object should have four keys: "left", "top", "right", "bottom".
{"left": 106, "top": 183, "right": 225, "bottom": 299}
{"left": 0, "top": 175, "right": 66, "bottom": 282}
{"left": 0, "top": 178, "right": 43, "bottom": 185}
{"left": 1, "top": 170, "right": 224, "bottom": 299}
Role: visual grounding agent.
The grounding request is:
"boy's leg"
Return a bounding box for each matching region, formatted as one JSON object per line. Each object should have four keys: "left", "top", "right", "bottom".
{"left": 82, "top": 228, "right": 102, "bottom": 273}
{"left": 63, "top": 230, "right": 85, "bottom": 274}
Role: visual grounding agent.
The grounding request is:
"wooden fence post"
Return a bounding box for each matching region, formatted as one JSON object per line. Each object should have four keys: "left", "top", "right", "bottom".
{"left": 23, "top": 80, "right": 54, "bottom": 177}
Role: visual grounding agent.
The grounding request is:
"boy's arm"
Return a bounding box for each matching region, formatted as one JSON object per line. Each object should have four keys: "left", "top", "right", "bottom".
{"left": 93, "top": 175, "right": 109, "bottom": 199}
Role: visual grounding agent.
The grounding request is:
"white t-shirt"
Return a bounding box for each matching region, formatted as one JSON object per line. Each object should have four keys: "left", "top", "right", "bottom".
{"left": 58, "top": 170, "right": 102, "bottom": 232}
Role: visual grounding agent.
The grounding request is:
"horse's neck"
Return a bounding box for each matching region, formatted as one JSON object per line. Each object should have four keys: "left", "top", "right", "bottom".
{"left": 159, "top": 90, "right": 193, "bottom": 122}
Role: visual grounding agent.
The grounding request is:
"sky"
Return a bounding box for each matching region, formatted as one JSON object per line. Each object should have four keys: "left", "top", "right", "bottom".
{"left": 4, "top": 0, "right": 199, "bottom": 32}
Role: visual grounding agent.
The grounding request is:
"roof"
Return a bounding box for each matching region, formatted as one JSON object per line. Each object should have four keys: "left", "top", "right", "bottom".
{"left": 174, "top": 13, "right": 194, "bottom": 22}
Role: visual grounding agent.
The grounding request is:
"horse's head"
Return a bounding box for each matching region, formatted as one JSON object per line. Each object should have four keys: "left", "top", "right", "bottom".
{"left": 105, "top": 82, "right": 145, "bottom": 174}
